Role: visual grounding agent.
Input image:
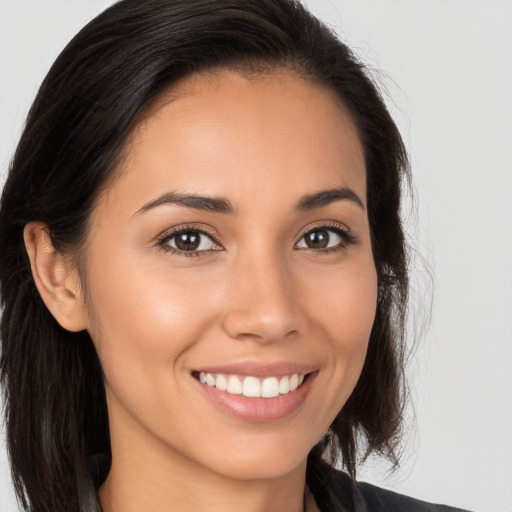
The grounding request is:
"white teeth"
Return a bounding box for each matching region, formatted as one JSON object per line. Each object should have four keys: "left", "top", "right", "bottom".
{"left": 289, "top": 374, "right": 299, "bottom": 392}
{"left": 242, "top": 376, "right": 261, "bottom": 397}
{"left": 279, "top": 376, "right": 290, "bottom": 394}
{"left": 261, "top": 377, "right": 280, "bottom": 398}
{"left": 227, "top": 375, "right": 243, "bottom": 394}
{"left": 215, "top": 374, "right": 228, "bottom": 391}
{"left": 198, "top": 372, "right": 307, "bottom": 397}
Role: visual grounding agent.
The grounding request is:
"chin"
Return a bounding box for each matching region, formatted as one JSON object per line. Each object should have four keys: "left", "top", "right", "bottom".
{"left": 183, "top": 428, "right": 317, "bottom": 482}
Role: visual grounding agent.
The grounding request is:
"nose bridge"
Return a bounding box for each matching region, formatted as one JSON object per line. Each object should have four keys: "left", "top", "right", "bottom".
{"left": 221, "top": 244, "right": 299, "bottom": 342}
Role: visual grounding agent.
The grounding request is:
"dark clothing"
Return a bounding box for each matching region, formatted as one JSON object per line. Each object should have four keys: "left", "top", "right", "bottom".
{"left": 87, "top": 455, "right": 471, "bottom": 511}
{"left": 307, "top": 461, "right": 471, "bottom": 512}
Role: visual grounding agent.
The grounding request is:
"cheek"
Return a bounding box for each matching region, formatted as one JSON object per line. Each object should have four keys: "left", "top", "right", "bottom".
{"left": 336, "top": 268, "right": 377, "bottom": 371}
{"left": 84, "top": 257, "right": 217, "bottom": 398}
{"left": 84, "top": 264, "right": 223, "bottom": 447}
{"left": 306, "top": 261, "right": 377, "bottom": 345}
{"left": 304, "top": 261, "right": 377, "bottom": 400}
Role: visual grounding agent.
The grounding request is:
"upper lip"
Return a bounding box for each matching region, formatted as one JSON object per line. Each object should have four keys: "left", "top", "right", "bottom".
{"left": 192, "top": 361, "right": 317, "bottom": 378}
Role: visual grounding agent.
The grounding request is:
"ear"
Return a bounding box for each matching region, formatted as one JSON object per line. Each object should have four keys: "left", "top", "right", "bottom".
{"left": 23, "top": 221, "right": 88, "bottom": 332}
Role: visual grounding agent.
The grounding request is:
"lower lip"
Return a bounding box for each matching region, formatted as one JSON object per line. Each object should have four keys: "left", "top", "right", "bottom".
{"left": 194, "top": 373, "right": 316, "bottom": 422}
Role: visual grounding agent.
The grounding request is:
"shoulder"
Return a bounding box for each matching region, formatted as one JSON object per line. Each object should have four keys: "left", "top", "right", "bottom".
{"left": 354, "top": 480, "right": 470, "bottom": 512}
{"left": 307, "top": 461, "right": 472, "bottom": 512}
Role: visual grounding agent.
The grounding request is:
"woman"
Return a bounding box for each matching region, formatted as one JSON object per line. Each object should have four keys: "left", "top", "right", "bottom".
{"left": 0, "top": 1, "right": 470, "bottom": 511}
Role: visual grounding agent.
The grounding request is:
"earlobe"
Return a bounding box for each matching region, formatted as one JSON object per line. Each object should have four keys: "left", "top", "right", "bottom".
{"left": 23, "top": 222, "right": 88, "bottom": 332}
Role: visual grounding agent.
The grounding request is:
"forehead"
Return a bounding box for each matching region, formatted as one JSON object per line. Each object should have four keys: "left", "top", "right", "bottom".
{"left": 101, "top": 69, "right": 366, "bottom": 214}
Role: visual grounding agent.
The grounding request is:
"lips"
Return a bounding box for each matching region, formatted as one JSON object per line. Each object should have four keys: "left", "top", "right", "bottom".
{"left": 191, "top": 362, "right": 317, "bottom": 422}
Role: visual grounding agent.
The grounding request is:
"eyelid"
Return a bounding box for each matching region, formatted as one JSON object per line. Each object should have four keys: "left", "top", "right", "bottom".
{"left": 155, "top": 224, "right": 224, "bottom": 250}
{"left": 154, "top": 220, "right": 356, "bottom": 258}
{"left": 295, "top": 221, "right": 350, "bottom": 243}
{"left": 294, "top": 220, "right": 357, "bottom": 253}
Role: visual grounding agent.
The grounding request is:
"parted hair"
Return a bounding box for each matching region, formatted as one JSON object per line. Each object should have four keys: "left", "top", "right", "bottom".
{"left": 0, "top": 1, "right": 409, "bottom": 510}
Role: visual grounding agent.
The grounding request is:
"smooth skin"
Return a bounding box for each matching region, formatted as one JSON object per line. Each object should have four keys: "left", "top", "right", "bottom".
{"left": 25, "top": 70, "right": 377, "bottom": 512}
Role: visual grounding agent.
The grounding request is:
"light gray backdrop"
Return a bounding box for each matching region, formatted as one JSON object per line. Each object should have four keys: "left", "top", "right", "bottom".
{"left": 1, "top": 1, "right": 511, "bottom": 511}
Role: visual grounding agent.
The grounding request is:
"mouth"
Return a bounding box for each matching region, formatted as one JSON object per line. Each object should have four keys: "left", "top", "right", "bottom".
{"left": 191, "top": 365, "right": 317, "bottom": 422}
{"left": 192, "top": 371, "right": 308, "bottom": 398}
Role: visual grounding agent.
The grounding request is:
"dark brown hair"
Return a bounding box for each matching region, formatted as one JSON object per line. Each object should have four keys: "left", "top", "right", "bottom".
{"left": 0, "top": 1, "right": 409, "bottom": 510}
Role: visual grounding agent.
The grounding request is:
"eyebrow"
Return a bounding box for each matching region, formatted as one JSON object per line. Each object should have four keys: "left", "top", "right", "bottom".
{"left": 135, "top": 192, "right": 234, "bottom": 216}
{"left": 134, "top": 186, "right": 364, "bottom": 217}
{"left": 295, "top": 187, "right": 364, "bottom": 211}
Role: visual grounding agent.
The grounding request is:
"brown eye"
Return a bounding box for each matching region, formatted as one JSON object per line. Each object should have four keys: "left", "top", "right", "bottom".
{"left": 303, "top": 230, "right": 330, "bottom": 249}
{"left": 164, "top": 230, "right": 218, "bottom": 252}
{"left": 175, "top": 232, "right": 201, "bottom": 251}
{"left": 296, "top": 226, "right": 350, "bottom": 251}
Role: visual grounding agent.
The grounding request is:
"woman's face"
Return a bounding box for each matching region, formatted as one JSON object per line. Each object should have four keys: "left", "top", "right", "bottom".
{"left": 82, "top": 70, "right": 377, "bottom": 481}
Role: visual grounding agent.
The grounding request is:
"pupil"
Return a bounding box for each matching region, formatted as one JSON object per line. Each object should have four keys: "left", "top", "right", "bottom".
{"left": 176, "top": 232, "right": 200, "bottom": 251}
{"left": 307, "top": 230, "right": 329, "bottom": 249}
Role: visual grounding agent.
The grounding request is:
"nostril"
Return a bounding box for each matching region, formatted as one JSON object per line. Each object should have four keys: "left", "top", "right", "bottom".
{"left": 221, "top": 308, "right": 299, "bottom": 344}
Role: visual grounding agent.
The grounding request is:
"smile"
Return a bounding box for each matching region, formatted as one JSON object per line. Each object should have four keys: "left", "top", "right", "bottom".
{"left": 192, "top": 366, "right": 316, "bottom": 422}
{"left": 198, "top": 372, "right": 306, "bottom": 397}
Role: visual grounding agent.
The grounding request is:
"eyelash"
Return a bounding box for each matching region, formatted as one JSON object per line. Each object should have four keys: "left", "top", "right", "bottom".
{"left": 155, "top": 225, "right": 222, "bottom": 259}
{"left": 155, "top": 222, "right": 357, "bottom": 258}
{"left": 296, "top": 222, "right": 357, "bottom": 256}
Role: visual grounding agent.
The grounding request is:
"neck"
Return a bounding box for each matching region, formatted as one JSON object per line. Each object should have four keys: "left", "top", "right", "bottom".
{"left": 100, "top": 455, "right": 307, "bottom": 512}
{"left": 99, "top": 412, "right": 308, "bottom": 512}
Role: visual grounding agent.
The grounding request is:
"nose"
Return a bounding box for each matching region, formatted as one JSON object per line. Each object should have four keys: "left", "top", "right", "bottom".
{"left": 221, "top": 250, "right": 300, "bottom": 343}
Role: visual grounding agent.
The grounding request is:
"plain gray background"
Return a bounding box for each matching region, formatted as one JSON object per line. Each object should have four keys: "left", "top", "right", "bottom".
{"left": 1, "top": 1, "right": 511, "bottom": 511}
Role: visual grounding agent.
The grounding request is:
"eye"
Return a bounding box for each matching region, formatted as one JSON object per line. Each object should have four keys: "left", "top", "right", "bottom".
{"left": 295, "top": 224, "right": 355, "bottom": 252}
{"left": 157, "top": 227, "right": 221, "bottom": 256}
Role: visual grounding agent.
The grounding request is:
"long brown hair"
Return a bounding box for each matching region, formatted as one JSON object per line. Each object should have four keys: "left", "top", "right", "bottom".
{"left": 0, "top": 1, "right": 409, "bottom": 510}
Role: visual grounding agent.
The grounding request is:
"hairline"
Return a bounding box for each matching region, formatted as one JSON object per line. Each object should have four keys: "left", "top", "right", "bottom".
{"left": 73, "top": 61, "right": 368, "bottom": 291}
